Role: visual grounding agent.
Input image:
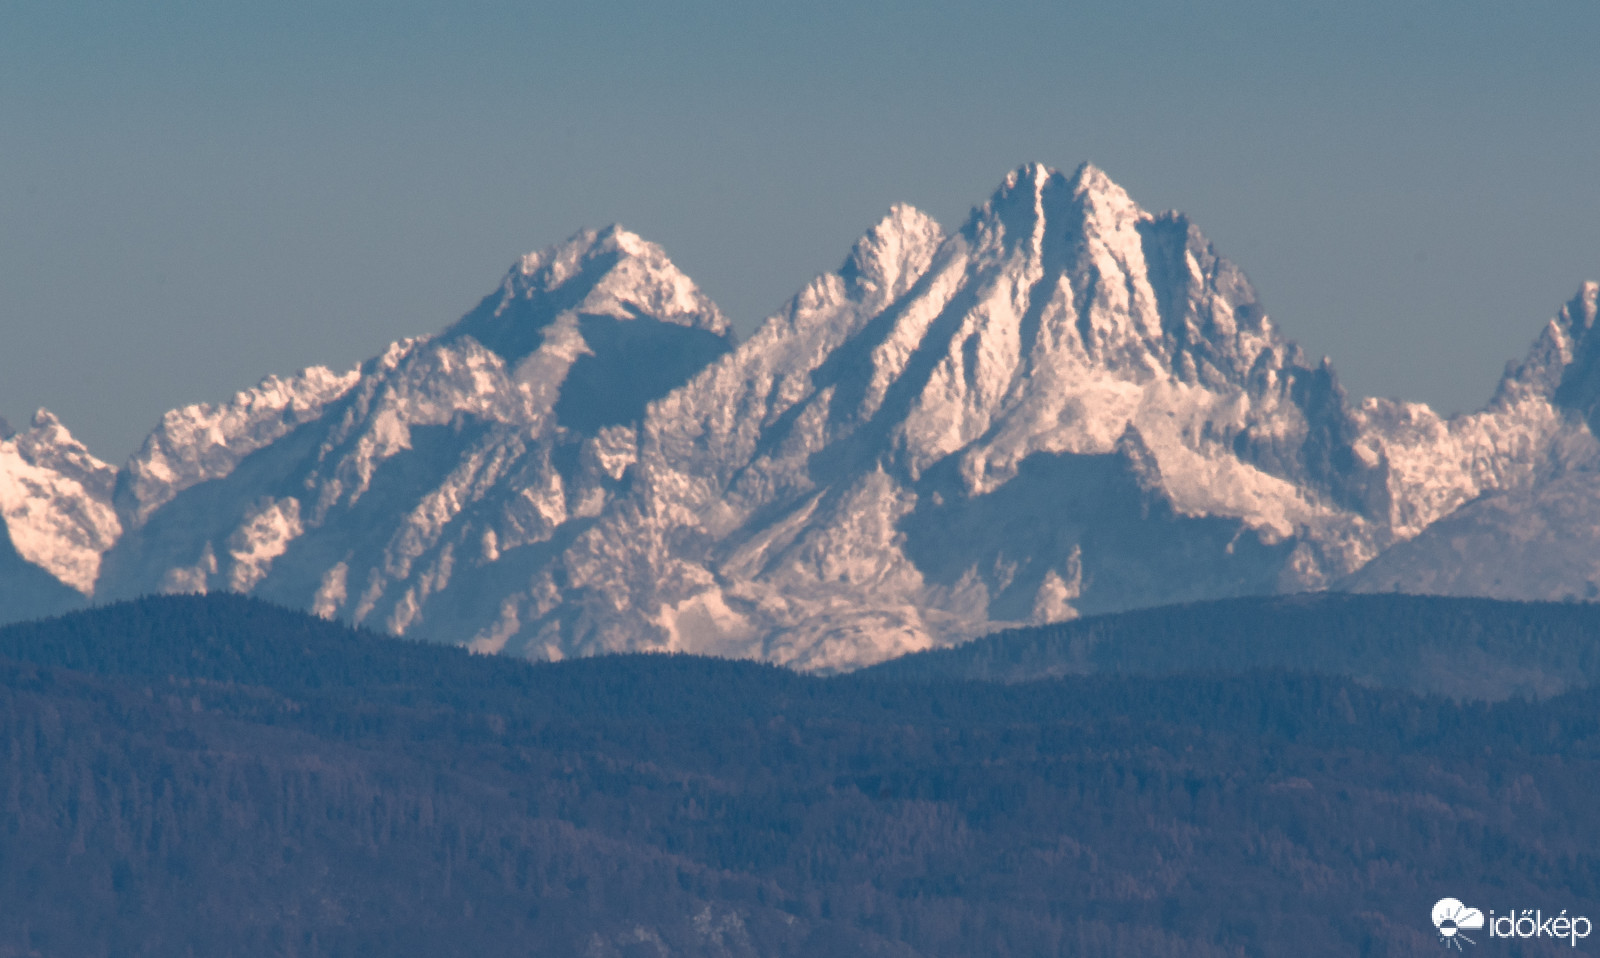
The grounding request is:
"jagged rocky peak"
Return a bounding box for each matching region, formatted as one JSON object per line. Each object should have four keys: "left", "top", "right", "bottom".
{"left": 0, "top": 408, "right": 120, "bottom": 594}
{"left": 416, "top": 225, "right": 739, "bottom": 441}
{"left": 520, "top": 224, "right": 730, "bottom": 332}
{"left": 447, "top": 224, "right": 731, "bottom": 367}
{"left": 116, "top": 365, "right": 361, "bottom": 526}
{"left": 838, "top": 203, "right": 946, "bottom": 300}
{"left": 1343, "top": 282, "right": 1600, "bottom": 596}
{"left": 530, "top": 163, "right": 1396, "bottom": 673}
{"left": 869, "top": 161, "right": 1348, "bottom": 504}
{"left": 1348, "top": 282, "right": 1600, "bottom": 548}
{"left": 89, "top": 219, "right": 749, "bottom": 635}
{"left": 8, "top": 408, "right": 118, "bottom": 500}
{"left": 967, "top": 160, "right": 1164, "bottom": 255}
{"left": 1485, "top": 281, "right": 1599, "bottom": 405}
{"left": 1542, "top": 282, "right": 1600, "bottom": 426}
{"left": 975, "top": 161, "right": 1140, "bottom": 234}
{"left": 954, "top": 161, "right": 1280, "bottom": 388}
{"left": 14, "top": 159, "right": 1600, "bottom": 669}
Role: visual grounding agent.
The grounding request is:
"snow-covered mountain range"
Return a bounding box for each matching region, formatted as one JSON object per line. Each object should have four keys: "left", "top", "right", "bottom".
{"left": 6, "top": 163, "right": 1600, "bottom": 669}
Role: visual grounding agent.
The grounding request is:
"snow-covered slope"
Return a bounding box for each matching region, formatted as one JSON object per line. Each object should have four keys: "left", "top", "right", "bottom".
{"left": 1342, "top": 473, "right": 1600, "bottom": 600}
{"left": 0, "top": 409, "right": 119, "bottom": 610}
{"left": 94, "top": 225, "right": 735, "bottom": 643}
{"left": 116, "top": 366, "right": 361, "bottom": 526}
{"left": 6, "top": 163, "right": 1600, "bottom": 668}
{"left": 1343, "top": 282, "right": 1600, "bottom": 596}
{"left": 499, "top": 164, "right": 1393, "bottom": 669}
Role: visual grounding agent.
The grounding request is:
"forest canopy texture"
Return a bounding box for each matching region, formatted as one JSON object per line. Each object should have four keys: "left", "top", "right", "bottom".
{"left": 2, "top": 594, "right": 1599, "bottom": 957}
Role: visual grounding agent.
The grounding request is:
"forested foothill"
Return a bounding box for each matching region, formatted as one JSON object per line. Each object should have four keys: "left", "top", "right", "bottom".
{"left": 869, "top": 592, "right": 1600, "bottom": 700}
{"left": 2, "top": 594, "right": 1598, "bottom": 956}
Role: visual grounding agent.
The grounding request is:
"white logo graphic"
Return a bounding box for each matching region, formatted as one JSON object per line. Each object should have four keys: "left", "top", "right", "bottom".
{"left": 1433, "top": 898, "right": 1484, "bottom": 950}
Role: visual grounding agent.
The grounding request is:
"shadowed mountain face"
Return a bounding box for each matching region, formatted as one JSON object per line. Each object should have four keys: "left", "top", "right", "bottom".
{"left": 897, "top": 439, "right": 1297, "bottom": 622}
{"left": 88, "top": 226, "right": 735, "bottom": 647}
{"left": 865, "top": 591, "right": 1600, "bottom": 701}
{"left": 1342, "top": 472, "right": 1600, "bottom": 602}
{"left": 3, "top": 594, "right": 1600, "bottom": 957}
{"left": 6, "top": 165, "right": 1600, "bottom": 669}
{"left": 467, "top": 165, "right": 1395, "bottom": 669}
{"left": 0, "top": 527, "right": 84, "bottom": 621}
{"left": 551, "top": 313, "right": 734, "bottom": 433}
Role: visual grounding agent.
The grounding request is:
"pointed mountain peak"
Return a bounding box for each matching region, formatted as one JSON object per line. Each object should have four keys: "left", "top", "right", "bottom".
{"left": 449, "top": 225, "right": 730, "bottom": 364}
{"left": 2, "top": 407, "right": 115, "bottom": 498}
{"left": 13, "top": 408, "right": 100, "bottom": 464}
{"left": 1559, "top": 280, "right": 1600, "bottom": 338}
{"left": 1541, "top": 282, "right": 1600, "bottom": 420}
{"left": 1009, "top": 160, "right": 1056, "bottom": 190}
{"left": 840, "top": 204, "right": 946, "bottom": 299}
{"left": 15, "top": 409, "right": 98, "bottom": 463}
{"left": 981, "top": 161, "right": 1065, "bottom": 210}
{"left": 1064, "top": 161, "right": 1146, "bottom": 225}
{"left": 1500, "top": 283, "right": 1599, "bottom": 391}
{"left": 965, "top": 163, "right": 1062, "bottom": 251}
{"left": 0, "top": 406, "right": 119, "bottom": 595}
{"left": 514, "top": 223, "right": 649, "bottom": 281}
{"left": 518, "top": 225, "right": 726, "bottom": 334}
{"left": 516, "top": 224, "right": 729, "bottom": 334}
{"left": 967, "top": 161, "right": 1149, "bottom": 252}
{"left": 1065, "top": 160, "right": 1119, "bottom": 196}
{"left": 1490, "top": 281, "right": 1600, "bottom": 429}
{"left": 983, "top": 160, "right": 1138, "bottom": 206}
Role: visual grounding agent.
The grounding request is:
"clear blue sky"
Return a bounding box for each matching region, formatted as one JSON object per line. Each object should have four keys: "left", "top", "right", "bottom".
{"left": 5, "top": 0, "right": 1600, "bottom": 459}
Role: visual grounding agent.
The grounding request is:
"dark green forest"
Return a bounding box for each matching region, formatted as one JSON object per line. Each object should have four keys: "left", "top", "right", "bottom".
{"left": 2, "top": 594, "right": 1599, "bottom": 956}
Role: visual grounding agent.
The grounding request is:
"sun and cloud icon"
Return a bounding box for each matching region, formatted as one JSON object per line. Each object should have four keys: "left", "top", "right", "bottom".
{"left": 1432, "top": 898, "right": 1485, "bottom": 950}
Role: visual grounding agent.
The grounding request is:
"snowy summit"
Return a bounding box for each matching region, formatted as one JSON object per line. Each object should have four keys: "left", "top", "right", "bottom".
{"left": 5, "top": 164, "right": 1600, "bottom": 670}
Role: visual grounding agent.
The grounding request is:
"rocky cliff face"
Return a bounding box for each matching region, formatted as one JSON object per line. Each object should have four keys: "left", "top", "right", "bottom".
{"left": 7, "top": 164, "right": 1600, "bottom": 668}
{"left": 1344, "top": 282, "right": 1600, "bottom": 597}
{"left": 115, "top": 366, "right": 362, "bottom": 528}
{"left": 92, "top": 226, "right": 733, "bottom": 644}
{"left": 0, "top": 410, "right": 119, "bottom": 599}
{"left": 512, "top": 164, "right": 1393, "bottom": 669}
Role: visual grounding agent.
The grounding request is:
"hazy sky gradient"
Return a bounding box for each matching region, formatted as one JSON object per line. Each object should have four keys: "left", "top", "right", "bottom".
{"left": 6, "top": 0, "right": 1600, "bottom": 459}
